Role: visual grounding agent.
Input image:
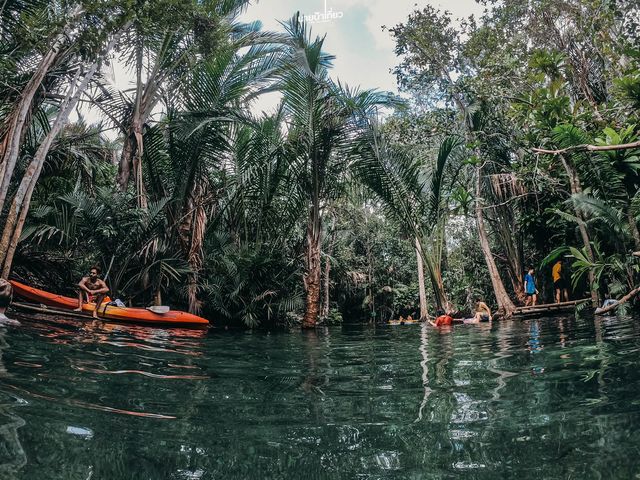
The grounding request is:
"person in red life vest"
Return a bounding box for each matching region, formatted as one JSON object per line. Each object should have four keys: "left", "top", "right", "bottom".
{"left": 429, "top": 309, "right": 453, "bottom": 327}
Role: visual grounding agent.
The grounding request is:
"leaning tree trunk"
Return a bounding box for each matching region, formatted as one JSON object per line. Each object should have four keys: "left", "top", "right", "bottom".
{"left": 489, "top": 205, "right": 525, "bottom": 304}
{"left": 476, "top": 165, "right": 516, "bottom": 316}
{"left": 303, "top": 203, "right": 322, "bottom": 329}
{"left": 415, "top": 238, "right": 429, "bottom": 320}
{"left": 0, "top": 8, "right": 83, "bottom": 213}
{"left": 0, "top": 28, "right": 126, "bottom": 276}
{"left": 442, "top": 67, "right": 515, "bottom": 316}
{"left": 595, "top": 285, "right": 640, "bottom": 315}
{"left": 559, "top": 154, "right": 599, "bottom": 307}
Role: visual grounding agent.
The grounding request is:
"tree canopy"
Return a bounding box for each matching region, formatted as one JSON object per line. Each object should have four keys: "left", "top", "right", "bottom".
{"left": 2, "top": 0, "right": 640, "bottom": 327}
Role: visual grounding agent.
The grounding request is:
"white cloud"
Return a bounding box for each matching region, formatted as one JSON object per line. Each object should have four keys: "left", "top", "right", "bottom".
{"left": 242, "top": 0, "right": 484, "bottom": 111}
{"left": 84, "top": 1, "right": 485, "bottom": 124}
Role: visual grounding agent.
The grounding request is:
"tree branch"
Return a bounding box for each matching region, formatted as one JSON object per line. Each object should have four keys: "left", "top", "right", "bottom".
{"left": 533, "top": 140, "right": 640, "bottom": 155}
{"left": 595, "top": 286, "right": 640, "bottom": 315}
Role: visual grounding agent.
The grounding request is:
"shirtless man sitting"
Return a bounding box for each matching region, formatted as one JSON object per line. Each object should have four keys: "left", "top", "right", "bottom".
{"left": 464, "top": 298, "right": 492, "bottom": 324}
{"left": 74, "top": 266, "right": 109, "bottom": 318}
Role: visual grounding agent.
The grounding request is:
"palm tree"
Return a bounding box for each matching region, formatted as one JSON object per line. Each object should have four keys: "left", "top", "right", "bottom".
{"left": 134, "top": 37, "right": 283, "bottom": 312}
{"left": 108, "top": 0, "right": 282, "bottom": 208}
{"left": 276, "top": 14, "right": 397, "bottom": 328}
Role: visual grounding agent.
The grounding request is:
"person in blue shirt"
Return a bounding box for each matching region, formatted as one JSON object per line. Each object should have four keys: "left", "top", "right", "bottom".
{"left": 524, "top": 268, "right": 538, "bottom": 306}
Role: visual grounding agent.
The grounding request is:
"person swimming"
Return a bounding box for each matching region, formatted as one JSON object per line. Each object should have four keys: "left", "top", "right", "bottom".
{"left": 430, "top": 311, "right": 453, "bottom": 327}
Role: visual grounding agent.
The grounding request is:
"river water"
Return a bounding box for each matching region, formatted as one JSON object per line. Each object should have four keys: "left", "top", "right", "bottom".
{"left": 0, "top": 312, "right": 639, "bottom": 479}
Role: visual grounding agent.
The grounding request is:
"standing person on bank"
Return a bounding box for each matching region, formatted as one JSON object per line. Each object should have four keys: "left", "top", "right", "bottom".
{"left": 552, "top": 258, "right": 569, "bottom": 303}
{"left": 74, "top": 266, "right": 109, "bottom": 319}
{"left": 524, "top": 268, "right": 539, "bottom": 306}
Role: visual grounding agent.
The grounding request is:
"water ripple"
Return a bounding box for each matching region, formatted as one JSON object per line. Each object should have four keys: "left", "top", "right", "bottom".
{"left": 0, "top": 313, "right": 639, "bottom": 479}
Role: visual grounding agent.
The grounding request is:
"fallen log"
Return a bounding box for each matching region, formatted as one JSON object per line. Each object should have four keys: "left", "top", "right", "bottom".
{"left": 518, "top": 299, "right": 588, "bottom": 310}
{"left": 594, "top": 286, "right": 640, "bottom": 315}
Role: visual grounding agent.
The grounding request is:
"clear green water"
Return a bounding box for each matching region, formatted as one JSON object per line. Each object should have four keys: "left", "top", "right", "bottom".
{"left": 1, "top": 312, "right": 640, "bottom": 479}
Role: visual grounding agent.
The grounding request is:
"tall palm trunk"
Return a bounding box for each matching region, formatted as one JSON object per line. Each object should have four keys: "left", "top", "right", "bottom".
{"left": 187, "top": 192, "right": 207, "bottom": 314}
{"left": 302, "top": 201, "right": 322, "bottom": 328}
{"left": 177, "top": 184, "right": 208, "bottom": 313}
{"left": 115, "top": 30, "right": 173, "bottom": 207}
{"left": 0, "top": 8, "right": 83, "bottom": 213}
{"left": 116, "top": 33, "right": 152, "bottom": 209}
{"left": 420, "top": 221, "right": 450, "bottom": 312}
{"left": 476, "top": 165, "right": 516, "bottom": 315}
{"left": 415, "top": 237, "right": 429, "bottom": 320}
{"left": 559, "top": 154, "right": 599, "bottom": 306}
{"left": 117, "top": 93, "right": 150, "bottom": 208}
{"left": 426, "top": 260, "right": 449, "bottom": 312}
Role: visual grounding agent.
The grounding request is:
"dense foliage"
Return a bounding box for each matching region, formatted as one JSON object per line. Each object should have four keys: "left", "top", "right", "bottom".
{"left": 2, "top": 0, "right": 640, "bottom": 327}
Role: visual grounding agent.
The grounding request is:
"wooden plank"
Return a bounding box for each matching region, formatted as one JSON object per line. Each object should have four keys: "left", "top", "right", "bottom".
{"left": 517, "top": 299, "right": 589, "bottom": 311}
{"left": 512, "top": 304, "right": 593, "bottom": 318}
{"left": 10, "top": 301, "right": 95, "bottom": 320}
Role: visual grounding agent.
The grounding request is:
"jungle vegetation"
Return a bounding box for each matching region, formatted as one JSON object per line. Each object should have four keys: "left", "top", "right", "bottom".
{"left": 1, "top": 0, "right": 639, "bottom": 327}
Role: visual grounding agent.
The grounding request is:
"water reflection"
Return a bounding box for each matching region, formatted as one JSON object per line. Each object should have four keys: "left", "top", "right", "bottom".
{"left": 0, "top": 313, "right": 639, "bottom": 478}
{"left": 414, "top": 323, "right": 431, "bottom": 422}
{"left": 0, "top": 328, "right": 27, "bottom": 477}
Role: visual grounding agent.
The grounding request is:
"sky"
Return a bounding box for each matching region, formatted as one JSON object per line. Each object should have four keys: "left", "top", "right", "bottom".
{"left": 97, "top": 0, "right": 485, "bottom": 125}
{"left": 240, "top": 0, "right": 485, "bottom": 112}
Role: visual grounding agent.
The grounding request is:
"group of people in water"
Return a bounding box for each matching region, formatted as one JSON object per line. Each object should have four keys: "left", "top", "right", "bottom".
{"left": 425, "top": 258, "right": 573, "bottom": 328}
{"left": 427, "top": 299, "right": 492, "bottom": 328}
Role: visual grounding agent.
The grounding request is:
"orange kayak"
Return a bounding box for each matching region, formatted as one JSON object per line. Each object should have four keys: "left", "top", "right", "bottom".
{"left": 10, "top": 281, "right": 209, "bottom": 328}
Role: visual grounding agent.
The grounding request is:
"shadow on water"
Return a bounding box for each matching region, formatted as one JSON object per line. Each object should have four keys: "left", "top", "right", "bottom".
{"left": 1, "top": 312, "right": 640, "bottom": 478}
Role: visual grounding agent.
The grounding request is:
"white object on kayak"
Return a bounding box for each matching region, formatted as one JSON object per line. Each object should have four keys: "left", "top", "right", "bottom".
{"left": 146, "top": 306, "right": 170, "bottom": 314}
